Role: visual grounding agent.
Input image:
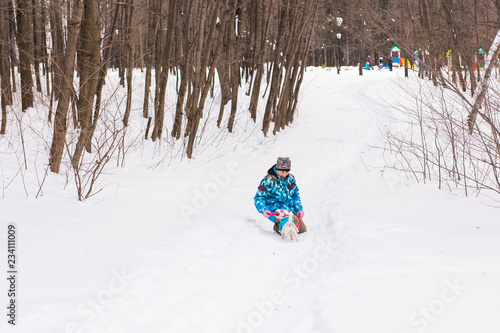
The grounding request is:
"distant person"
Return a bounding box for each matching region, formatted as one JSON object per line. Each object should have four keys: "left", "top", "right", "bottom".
{"left": 389, "top": 54, "right": 393, "bottom": 71}
{"left": 254, "top": 157, "right": 307, "bottom": 236}
{"left": 366, "top": 55, "right": 372, "bottom": 70}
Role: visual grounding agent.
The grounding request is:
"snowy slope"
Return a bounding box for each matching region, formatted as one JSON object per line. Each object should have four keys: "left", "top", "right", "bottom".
{"left": 1, "top": 67, "right": 500, "bottom": 333}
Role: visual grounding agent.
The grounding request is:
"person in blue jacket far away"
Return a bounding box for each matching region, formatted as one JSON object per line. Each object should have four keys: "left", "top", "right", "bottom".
{"left": 254, "top": 157, "right": 307, "bottom": 235}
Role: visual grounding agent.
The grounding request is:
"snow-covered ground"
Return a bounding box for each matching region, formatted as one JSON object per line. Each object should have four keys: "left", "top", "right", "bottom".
{"left": 1, "top": 67, "right": 499, "bottom": 333}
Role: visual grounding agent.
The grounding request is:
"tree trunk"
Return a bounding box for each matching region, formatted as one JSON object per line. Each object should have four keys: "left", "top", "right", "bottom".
{"left": 49, "top": 0, "right": 64, "bottom": 106}
{"left": 49, "top": 0, "right": 84, "bottom": 174}
{"left": 0, "top": 3, "right": 12, "bottom": 134}
{"left": 90, "top": 3, "right": 121, "bottom": 142}
{"left": 227, "top": 5, "right": 240, "bottom": 133}
{"left": 31, "top": 0, "right": 42, "bottom": 93}
{"left": 187, "top": 0, "right": 226, "bottom": 158}
{"left": 6, "top": 2, "right": 17, "bottom": 95}
{"left": 185, "top": 0, "right": 209, "bottom": 137}
{"left": 468, "top": 30, "right": 500, "bottom": 134}
{"left": 72, "top": 0, "right": 101, "bottom": 169}
{"left": 171, "top": 1, "right": 193, "bottom": 139}
{"left": 15, "top": 0, "right": 35, "bottom": 111}
{"left": 151, "top": 0, "right": 176, "bottom": 142}
{"left": 273, "top": 0, "right": 316, "bottom": 134}
{"left": 142, "top": 0, "right": 159, "bottom": 119}
{"left": 122, "top": 0, "right": 135, "bottom": 127}
{"left": 248, "top": 1, "right": 269, "bottom": 122}
{"left": 442, "top": 0, "right": 466, "bottom": 92}
{"left": 262, "top": 5, "right": 287, "bottom": 136}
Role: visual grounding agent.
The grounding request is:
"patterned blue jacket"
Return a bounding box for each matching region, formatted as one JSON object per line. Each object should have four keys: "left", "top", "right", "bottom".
{"left": 254, "top": 165, "right": 303, "bottom": 222}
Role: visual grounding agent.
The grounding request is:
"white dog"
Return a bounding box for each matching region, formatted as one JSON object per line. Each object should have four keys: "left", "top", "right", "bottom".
{"left": 276, "top": 209, "right": 299, "bottom": 242}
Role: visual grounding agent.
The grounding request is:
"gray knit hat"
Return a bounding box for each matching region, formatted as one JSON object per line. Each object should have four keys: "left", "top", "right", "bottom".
{"left": 276, "top": 157, "right": 291, "bottom": 171}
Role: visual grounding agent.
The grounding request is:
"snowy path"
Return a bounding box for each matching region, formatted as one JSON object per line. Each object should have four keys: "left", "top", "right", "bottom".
{"left": 2, "top": 68, "right": 500, "bottom": 333}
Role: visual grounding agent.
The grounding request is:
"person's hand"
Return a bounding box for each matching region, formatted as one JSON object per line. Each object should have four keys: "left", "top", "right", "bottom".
{"left": 296, "top": 211, "right": 305, "bottom": 219}
{"left": 263, "top": 210, "right": 272, "bottom": 218}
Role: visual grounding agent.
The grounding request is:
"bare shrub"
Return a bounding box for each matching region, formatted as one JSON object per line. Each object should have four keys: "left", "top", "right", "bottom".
{"left": 384, "top": 70, "right": 500, "bottom": 196}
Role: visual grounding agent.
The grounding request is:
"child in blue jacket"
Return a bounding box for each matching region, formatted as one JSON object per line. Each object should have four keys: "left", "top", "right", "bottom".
{"left": 254, "top": 157, "right": 307, "bottom": 235}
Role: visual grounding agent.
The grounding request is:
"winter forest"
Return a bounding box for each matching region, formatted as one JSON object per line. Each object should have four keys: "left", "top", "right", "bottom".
{"left": 2, "top": 0, "right": 500, "bottom": 332}
{"left": 1, "top": 0, "right": 500, "bottom": 198}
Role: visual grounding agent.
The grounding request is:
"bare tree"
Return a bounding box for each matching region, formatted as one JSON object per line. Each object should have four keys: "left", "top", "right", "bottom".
{"left": 48, "top": 0, "right": 64, "bottom": 112}
{"left": 122, "top": 0, "right": 135, "bottom": 127}
{"left": 185, "top": 0, "right": 227, "bottom": 158}
{"left": 151, "top": 0, "right": 176, "bottom": 141}
{"left": 142, "top": 0, "right": 160, "bottom": 119}
{"left": 49, "top": 0, "right": 84, "bottom": 174}
{"left": 15, "top": 0, "right": 35, "bottom": 111}
{"left": 0, "top": 2, "right": 13, "bottom": 134}
{"left": 72, "top": 0, "right": 101, "bottom": 169}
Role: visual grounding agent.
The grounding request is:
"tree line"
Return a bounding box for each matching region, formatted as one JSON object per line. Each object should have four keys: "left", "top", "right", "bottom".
{"left": 0, "top": 0, "right": 317, "bottom": 175}
{"left": 313, "top": 0, "right": 500, "bottom": 80}
{"left": 358, "top": 0, "right": 500, "bottom": 196}
{"left": 1, "top": 0, "right": 500, "bottom": 176}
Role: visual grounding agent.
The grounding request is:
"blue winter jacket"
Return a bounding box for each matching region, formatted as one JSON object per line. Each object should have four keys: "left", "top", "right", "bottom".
{"left": 254, "top": 165, "right": 303, "bottom": 223}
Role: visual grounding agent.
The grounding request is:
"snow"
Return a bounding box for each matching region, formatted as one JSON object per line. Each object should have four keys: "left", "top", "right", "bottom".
{"left": 1, "top": 66, "right": 500, "bottom": 333}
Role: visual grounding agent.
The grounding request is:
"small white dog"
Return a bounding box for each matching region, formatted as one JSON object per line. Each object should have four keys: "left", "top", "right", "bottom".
{"left": 276, "top": 209, "right": 299, "bottom": 242}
